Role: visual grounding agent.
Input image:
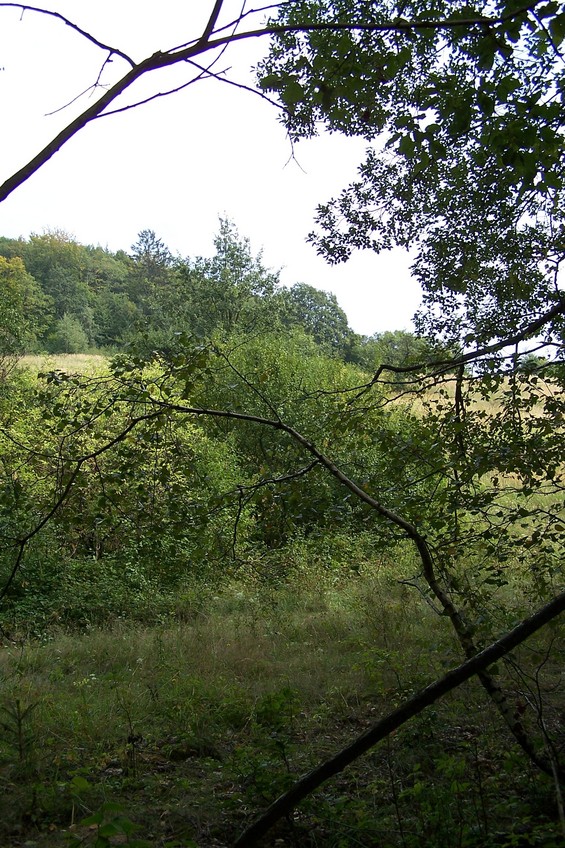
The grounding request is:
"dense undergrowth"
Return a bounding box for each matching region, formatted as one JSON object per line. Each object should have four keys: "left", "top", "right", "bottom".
{"left": 0, "top": 348, "right": 564, "bottom": 847}
{"left": 1, "top": 555, "right": 563, "bottom": 848}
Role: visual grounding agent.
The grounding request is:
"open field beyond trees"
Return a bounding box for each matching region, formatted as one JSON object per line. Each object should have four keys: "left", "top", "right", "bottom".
{"left": 1, "top": 1, "right": 565, "bottom": 846}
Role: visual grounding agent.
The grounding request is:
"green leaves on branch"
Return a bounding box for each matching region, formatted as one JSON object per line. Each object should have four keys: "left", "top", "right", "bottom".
{"left": 261, "top": 0, "right": 565, "bottom": 351}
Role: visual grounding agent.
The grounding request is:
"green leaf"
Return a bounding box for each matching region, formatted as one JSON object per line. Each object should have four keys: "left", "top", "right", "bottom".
{"left": 100, "top": 801, "right": 125, "bottom": 814}
{"left": 113, "top": 816, "right": 141, "bottom": 835}
{"left": 536, "top": 2, "right": 559, "bottom": 20}
{"left": 81, "top": 810, "right": 104, "bottom": 826}
{"left": 99, "top": 822, "right": 123, "bottom": 838}
{"left": 476, "top": 40, "right": 496, "bottom": 71}
{"left": 496, "top": 38, "right": 513, "bottom": 60}
{"left": 549, "top": 11, "right": 565, "bottom": 44}
{"left": 496, "top": 75, "right": 521, "bottom": 101}
{"left": 504, "top": 17, "right": 523, "bottom": 43}
{"left": 398, "top": 134, "right": 415, "bottom": 157}
{"left": 283, "top": 79, "right": 305, "bottom": 105}
{"left": 477, "top": 92, "right": 495, "bottom": 116}
{"left": 259, "top": 73, "right": 282, "bottom": 91}
{"left": 70, "top": 775, "right": 91, "bottom": 793}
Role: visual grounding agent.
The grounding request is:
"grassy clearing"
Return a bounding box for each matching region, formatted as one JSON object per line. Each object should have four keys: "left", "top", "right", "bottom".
{"left": 18, "top": 353, "right": 109, "bottom": 375}
{"left": 0, "top": 563, "right": 562, "bottom": 848}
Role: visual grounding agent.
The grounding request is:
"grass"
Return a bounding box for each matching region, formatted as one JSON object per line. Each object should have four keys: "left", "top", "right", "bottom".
{"left": 1, "top": 358, "right": 563, "bottom": 845}
{"left": 0, "top": 562, "right": 563, "bottom": 848}
{"left": 18, "top": 353, "right": 109, "bottom": 375}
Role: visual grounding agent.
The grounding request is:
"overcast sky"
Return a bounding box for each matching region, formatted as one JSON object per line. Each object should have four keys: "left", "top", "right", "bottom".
{"left": 0, "top": 0, "right": 421, "bottom": 336}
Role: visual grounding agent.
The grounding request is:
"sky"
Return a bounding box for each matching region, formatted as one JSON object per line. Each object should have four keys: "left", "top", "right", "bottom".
{"left": 0, "top": 0, "right": 422, "bottom": 336}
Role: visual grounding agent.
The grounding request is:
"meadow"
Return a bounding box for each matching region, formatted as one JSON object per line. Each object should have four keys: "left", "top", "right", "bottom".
{"left": 0, "top": 353, "right": 563, "bottom": 848}
{"left": 1, "top": 556, "right": 563, "bottom": 848}
{"left": 18, "top": 354, "right": 110, "bottom": 375}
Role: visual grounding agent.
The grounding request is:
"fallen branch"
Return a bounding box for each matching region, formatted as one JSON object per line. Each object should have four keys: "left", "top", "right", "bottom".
{"left": 234, "top": 588, "right": 565, "bottom": 846}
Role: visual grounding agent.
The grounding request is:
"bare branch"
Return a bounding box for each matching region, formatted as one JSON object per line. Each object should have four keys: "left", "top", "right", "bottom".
{"left": 0, "top": 57, "right": 150, "bottom": 202}
{"left": 199, "top": 0, "right": 226, "bottom": 45}
{"left": 184, "top": 59, "right": 285, "bottom": 110}
{"left": 0, "top": 3, "right": 134, "bottom": 65}
{"left": 97, "top": 74, "right": 207, "bottom": 119}
{"left": 0, "top": 0, "right": 544, "bottom": 203}
{"left": 99, "top": 60, "right": 283, "bottom": 121}
{"left": 44, "top": 81, "right": 102, "bottom": 117}
{"left": 169, "top": 2, "right": 288, "bottom": 51}
{"left": 232, "top": 460, "right": 319, "bottom": 493}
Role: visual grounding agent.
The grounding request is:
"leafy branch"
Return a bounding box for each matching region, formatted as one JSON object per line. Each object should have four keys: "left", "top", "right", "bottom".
{"left": 0, "top": 0, "right": 547, "bottom": 202}
{"left": 352, "top": 294, "right": 565, "bottom": 401}
{"left": 0, "top": 409, "right": 164, "bottom": 604}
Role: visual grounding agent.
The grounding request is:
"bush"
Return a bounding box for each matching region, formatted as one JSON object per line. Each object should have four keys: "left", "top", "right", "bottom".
{"left": 47, "top": 313, "right": 89, "bottom": 353}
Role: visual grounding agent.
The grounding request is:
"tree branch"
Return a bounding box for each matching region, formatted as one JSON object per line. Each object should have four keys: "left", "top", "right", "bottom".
{"left": 198, "top": 0, "right": 226, "bottom": 45}
{"left": 99, "top": 62, "right": 283, "bottom": 122}
{"left": 0, "top": 0, "right": 544, "bottom": 203}
{"left": 234, "top": 587, "right": 565, "bottom": 847}
{"left": 203, "top": 1, "right": 541, "bottom": 52}
{"left": 0, "top": 3, "right": 134, "bottom": 65}
{"left": 354, "top": 294, "right": 565, "bottom": 400}
{"left": 0, "top": 57, "right": 153, "bottom": 202}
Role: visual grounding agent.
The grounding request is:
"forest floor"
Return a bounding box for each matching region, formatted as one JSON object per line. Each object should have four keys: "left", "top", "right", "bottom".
{"left": 0, "top": 563, "right": 563, "bottom": 848}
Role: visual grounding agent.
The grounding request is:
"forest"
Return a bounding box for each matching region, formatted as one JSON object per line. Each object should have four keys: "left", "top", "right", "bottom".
{"left": 1, "top": 1, "right": 565, "bottom": 847}
{"left": 0, "top": 221, "right": 431, "bottom": 366}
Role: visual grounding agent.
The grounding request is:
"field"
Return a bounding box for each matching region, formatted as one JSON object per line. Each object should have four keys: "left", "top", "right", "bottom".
{"left": 18, "top": 353, "right": 110, "bottom": 375}
{"left": 1, "top": 559, "right": 563, "bottom": 848}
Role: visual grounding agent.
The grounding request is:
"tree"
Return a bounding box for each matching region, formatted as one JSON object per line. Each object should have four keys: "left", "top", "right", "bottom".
{"left": 275, "top": 282, "right": 357, "bottom": 357}
{"left": 258, "top": 0, "right": 565, "bottom": 352}
{"left": 0, "top": 233, "right": 137, "bottom": 349}
{"left": 130, "top": 229, "right": 173, "bottom": 278}
{"left": 92, "top": 289, "right": 141, "bottom": 348}
{"left": 82, "top": 244, "right": 132, "bottom": 295}
{"left": 18, "top": 231, "right": 89, "bottom": 317}
{"left": 47, "top": 311, "right": 90, "bottom": 353}
{"left": 0, "top": 255, "right": 50, "bottom": 373}
{"left": 180, "top": 218, "right": 280, "bottom": 337}
{"left": 126, "top": 229, "right": 175, "bottom": 313}
{"left": 1, "top": 1, "right": 565, "bottom": 844}
{"left": 357, "top": 329, "right": 441, "bottom": 375}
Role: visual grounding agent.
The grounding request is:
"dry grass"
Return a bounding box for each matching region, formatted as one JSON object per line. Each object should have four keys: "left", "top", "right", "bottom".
{"left": 402, "top": 374, "right": 562, "bottom": 420}
{"left": 18, "top": 353, "right": 108, "bottom": 375}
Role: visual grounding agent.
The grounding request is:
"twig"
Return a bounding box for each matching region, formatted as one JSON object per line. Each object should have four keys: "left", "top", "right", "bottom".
{"left": 0, "top": 3, "right": 134, "bottom": 65}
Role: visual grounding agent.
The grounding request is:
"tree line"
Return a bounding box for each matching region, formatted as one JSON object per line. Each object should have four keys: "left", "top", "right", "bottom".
{"left": 0, "top": 220, "right": 435, "bottom": 371}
